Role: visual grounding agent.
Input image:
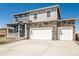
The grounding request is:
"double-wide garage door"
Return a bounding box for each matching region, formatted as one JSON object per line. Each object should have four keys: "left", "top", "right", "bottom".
{"left": 30, "top": 27, "right": 52, "bottom": 40}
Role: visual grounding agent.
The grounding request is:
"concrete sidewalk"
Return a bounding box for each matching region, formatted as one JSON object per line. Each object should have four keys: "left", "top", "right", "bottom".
{"left": 0, "top": 40, "right": 79, "bottom": 56}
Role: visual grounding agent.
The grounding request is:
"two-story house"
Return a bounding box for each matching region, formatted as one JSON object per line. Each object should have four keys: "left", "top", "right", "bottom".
{"left": 7, "top": 5, "right": 76, "bottom": 40}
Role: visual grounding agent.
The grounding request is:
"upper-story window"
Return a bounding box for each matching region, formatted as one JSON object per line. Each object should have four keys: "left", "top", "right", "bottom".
{"left": 47, "top": 10, "right": 51, "bottom": 17}
{"left": 14, "top": 16, "right": 19, "bottom": 22}
{"left": 34, "top": 13, "right": 37, "bottom": 19}
{"left": 19, "top": 15, "right": 22, "bottom": 18}
{"left": 25, "top": 13, "right": 29, "bottom": 17}
{"left": 22, "top": 14, "right": 25, "bottom": 17}
{"left": 15, "top": 17, "right": 18, "bottom": 22}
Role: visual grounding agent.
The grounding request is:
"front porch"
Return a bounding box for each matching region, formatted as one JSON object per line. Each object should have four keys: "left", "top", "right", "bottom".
{"left": 7, "top": 22, "right": 27, "bottom": 38}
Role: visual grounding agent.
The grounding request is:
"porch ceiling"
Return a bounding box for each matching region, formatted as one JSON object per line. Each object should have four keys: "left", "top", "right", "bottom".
{"left": 7, "top": 23, "right": 18, "bottom": 27}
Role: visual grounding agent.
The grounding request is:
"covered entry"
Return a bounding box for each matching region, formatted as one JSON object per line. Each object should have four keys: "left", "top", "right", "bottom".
{"left": 58, "top": 27, "right": 73, "bottom": 40}
{"left": 30, "top": 27, "right": 53, "bottom": 40}
{"left": 7, "top": 22, "right": 26, "bottom": 37}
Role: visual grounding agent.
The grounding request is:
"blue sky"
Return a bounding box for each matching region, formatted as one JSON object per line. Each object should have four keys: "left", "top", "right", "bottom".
{"left": 0, "top": 3, "right": 79, "bottom": 32}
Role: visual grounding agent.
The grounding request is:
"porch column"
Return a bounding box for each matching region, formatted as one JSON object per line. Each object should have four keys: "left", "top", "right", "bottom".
{"left": 27, "top": 24, "right": 29, "bottom": 39}
{"left": 7, "top": 26, "right": 9, "bottom": 37}
{"left": 18, "top": 25, "right": 20, "bottom": 37}
{"left": 52, "top": 21, "right": 57, "bottom": 40}
{"left": 73, "top": 26, "right": 75, "bottom": 41}
{"left": 25, "top": 23, "right": 27, "bottom": 38}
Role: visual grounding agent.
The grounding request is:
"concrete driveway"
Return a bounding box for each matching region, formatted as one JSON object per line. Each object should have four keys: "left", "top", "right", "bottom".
{"left": 0, "top": 40, "right": 79, "bottom": 56}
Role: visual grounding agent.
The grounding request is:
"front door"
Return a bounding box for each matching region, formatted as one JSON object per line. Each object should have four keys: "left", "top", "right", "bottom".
{"left": 20, "top": 25, "right": 25, "bottom": 37}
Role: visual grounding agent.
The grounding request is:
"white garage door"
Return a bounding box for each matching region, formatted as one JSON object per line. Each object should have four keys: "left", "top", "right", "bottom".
{"left": 58, "top": 27, "right": 73, "bottom": 40}
{"left": 30, "top": 27, "right": 52, "bottom": 40}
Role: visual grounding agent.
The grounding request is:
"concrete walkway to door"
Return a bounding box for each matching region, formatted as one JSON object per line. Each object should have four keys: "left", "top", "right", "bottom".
{"left": 0, "top": 40, "right": 79, "bottom": 56}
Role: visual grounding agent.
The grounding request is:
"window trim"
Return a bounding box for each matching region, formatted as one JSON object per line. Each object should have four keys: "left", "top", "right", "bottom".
{"left": 34, "top": 13, "right": 37, "bottom": 19}
{"left": 46, "top": 10, "right": 52, "bottom": 18}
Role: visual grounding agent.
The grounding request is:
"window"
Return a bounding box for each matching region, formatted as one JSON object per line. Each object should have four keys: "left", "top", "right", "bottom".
{"left": 15, "top": 18, "right": 18, "bottom": 22}
{"left": 25, "top": 13, "right": 29, "bottom": 20}
{"left": 47, "top": 10, "right": 51, "bottom": 17}
{"left": 72, "top": 22, "right": 75, "bottom": 24}
{"left": 34, "top": 13, "right": 37, "bottom": 19}
{"left": 22, "top": 14, "right": 25, "bottom": 17}
{"left": 14, "top": 16, "right": 18, "bottom": 22}
{"left": 25, "top": 13, "right": 29, "bottom": 17}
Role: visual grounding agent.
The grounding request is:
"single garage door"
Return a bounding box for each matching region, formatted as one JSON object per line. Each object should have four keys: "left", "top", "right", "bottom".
{"left": 58, "top": 27, "right": 73, "bottom": 40}
{"left": 30, "top": 27, "right": 52, "bottom": 40}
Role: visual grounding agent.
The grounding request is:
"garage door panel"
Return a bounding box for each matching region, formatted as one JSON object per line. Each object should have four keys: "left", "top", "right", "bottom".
{"left": 59, "top": 27, "right": 73, "bottom": 40}
{"left": 30, "top": 28, "right": 52, "bottom": 40}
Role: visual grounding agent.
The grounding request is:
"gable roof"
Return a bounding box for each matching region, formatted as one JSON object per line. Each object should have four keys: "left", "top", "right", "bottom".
{"left": 13, "top": 5, "right": 61, "bottom": 20}
{"left": 13, "top": 5, "right": 60, "bottom": 15}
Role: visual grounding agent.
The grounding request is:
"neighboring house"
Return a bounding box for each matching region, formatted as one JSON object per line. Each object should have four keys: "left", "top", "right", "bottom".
{"left": 7, "top": 5, "right": 76, "bottom": 40}
{"left": 0, "top": 28, "right": 7, "bottom": 38}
